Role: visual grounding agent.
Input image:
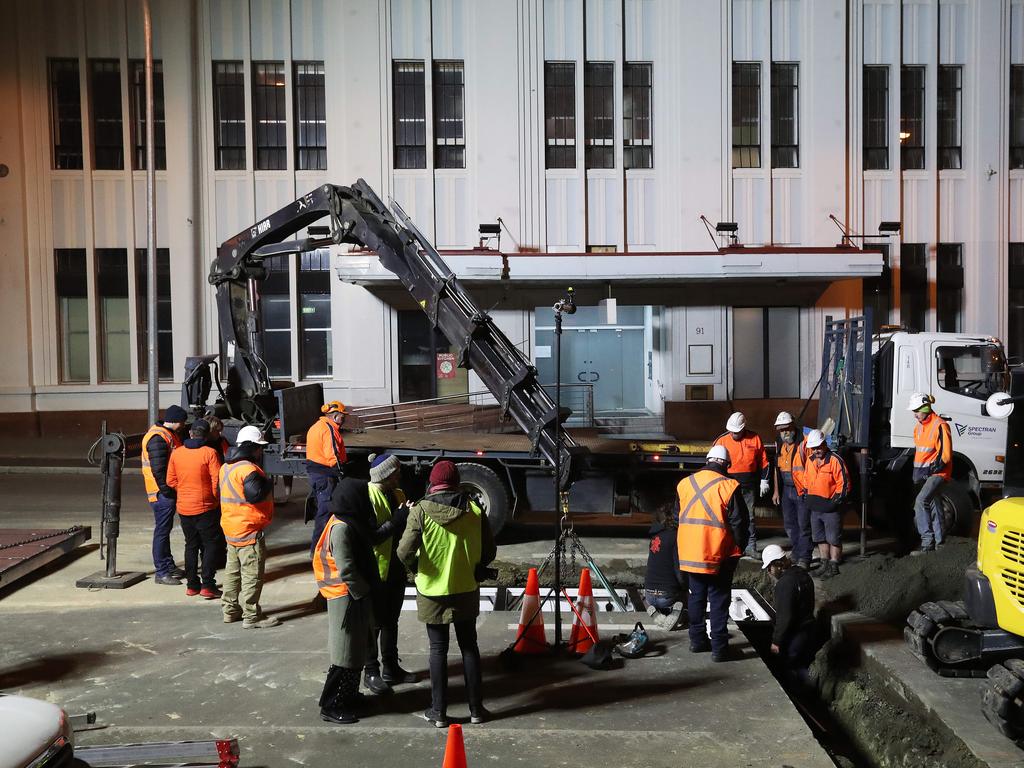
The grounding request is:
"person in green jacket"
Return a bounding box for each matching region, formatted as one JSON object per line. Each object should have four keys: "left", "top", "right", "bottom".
{"left": 363, "top": 453, "right": 417, "bottom": 694}
{"left": 397, "top": 460, "right": 496, "bottom": 728}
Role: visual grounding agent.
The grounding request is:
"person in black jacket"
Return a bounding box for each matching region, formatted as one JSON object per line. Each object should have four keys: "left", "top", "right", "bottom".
{"left": 644, "top": 503, "right": 686, "bottom": 630}
{"left": 762, "top": 544, "right": 818, "bottom": 672}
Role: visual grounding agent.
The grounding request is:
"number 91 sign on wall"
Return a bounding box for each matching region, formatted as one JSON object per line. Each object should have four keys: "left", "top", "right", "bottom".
{"left": 436, "top": 352, "right": 457, "bottom": 380}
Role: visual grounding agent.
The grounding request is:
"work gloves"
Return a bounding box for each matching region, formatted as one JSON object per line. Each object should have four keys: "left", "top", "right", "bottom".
{"left": 759, "top": 479, "right": 770, "bottom": 497}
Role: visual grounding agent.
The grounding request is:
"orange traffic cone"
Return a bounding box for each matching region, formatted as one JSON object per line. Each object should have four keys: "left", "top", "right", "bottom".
{"left": 513, "top": 567, "right": 548, "bottom": 654}
{"left": 567, "top": 568, "right": 600, "bottom": 655}
{"left": 442, "top": 723, "right": 467, "bottom": 768}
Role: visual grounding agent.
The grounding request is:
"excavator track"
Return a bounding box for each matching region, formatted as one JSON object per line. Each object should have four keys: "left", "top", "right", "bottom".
{"left": 903, "top": 600, "right": 989, "bottom": 678}
{"left": 981, "top": 659, "right": 1024, "bottom": 745}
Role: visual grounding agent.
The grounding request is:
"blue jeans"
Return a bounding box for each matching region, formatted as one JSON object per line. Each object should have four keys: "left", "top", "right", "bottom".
{"left": 687, "top": 559, "right": 737, "bottom": 653}
{"left": 741, "top": 485, "right": 757, "bottom": 553}
{"left": 150, "top": 494, "right": 177, "bottom": 577}
{"left": 645, "top": 589, "right": 684, "bottom": 615}
{"left": 914, "top": 475, "right": 946, "bottom": 549}
{"left": 781, "top": 485, "right": 812, "bottom": 563}
{"left": 309, "top": 475, "right": 339, "bottom": 554}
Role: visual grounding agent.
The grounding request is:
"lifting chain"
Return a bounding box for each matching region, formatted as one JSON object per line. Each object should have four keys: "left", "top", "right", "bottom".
{"left": 0, "top": 526, "right": 85, "bottom": 552}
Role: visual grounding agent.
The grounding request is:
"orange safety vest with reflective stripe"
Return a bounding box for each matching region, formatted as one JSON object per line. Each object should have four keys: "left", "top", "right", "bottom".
{"left": 306, "top": 416, "right": 347, "bottom": 468}
{"left": 676, "top": 469, "right": 741, "bottom": 575}
{"left": 913, "top": 413, "right": 953, "bottom": 482}
{"left": 312, "top": 515, "right": 350, "bottom": 600}
{"left": 802, "top": 451, "right": 849, "bottom": 503}
{"left": 218, "top": 461, "right": 274, "bottom": 547}
{"left": 776, "top": 438, "right": 808, "bottom": 490}
{"left": 141, "top": 425, "right": 182, "bottom": 503}
{"left": 713, "top": 430, "right": 768, "bottom": 485}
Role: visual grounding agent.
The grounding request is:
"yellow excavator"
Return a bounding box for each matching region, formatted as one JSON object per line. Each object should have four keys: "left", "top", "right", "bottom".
{"left": 905, "top": 368, "right": 1024, "bottom": 741}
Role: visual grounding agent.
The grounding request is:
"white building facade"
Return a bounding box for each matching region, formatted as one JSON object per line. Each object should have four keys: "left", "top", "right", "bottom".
{"left": 0, "top": 0, "right": 1022, "bottom": 419}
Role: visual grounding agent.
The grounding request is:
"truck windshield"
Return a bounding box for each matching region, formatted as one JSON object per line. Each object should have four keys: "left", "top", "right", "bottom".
{"left": 935, "top": 344, "right": 1010, "bottom": 401}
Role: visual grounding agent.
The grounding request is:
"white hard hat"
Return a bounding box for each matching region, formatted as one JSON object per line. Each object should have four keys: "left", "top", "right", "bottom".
{"left": 706, "top": 444, "right": 730, "bottom": 463}
{"left": 805, "top": 429, "right": 826, "bottom": 449}
{"left": 236, "top": 425, "right": 269, "bottom": 446}
{"left": 774, "top": 411, "right": 794, "bottom": 428}
{"left": 907, "top": 392, "right": 932, "bottom": 412}
{"left": 761, "top": 544, "right": 787, "bottom": 570}
{"left": 726, "top": 412, "right": 746, "bottom": 432}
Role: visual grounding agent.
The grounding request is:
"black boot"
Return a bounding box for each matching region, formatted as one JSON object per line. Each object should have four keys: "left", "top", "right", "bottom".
{"left": 319, "top": 665, "right": 357, "bottom": 725}
{"left": 382, "top": 659, "right": 417, "bottom": 685}
{"left": 363, "top": 670, "right": 393, "bottom": 695}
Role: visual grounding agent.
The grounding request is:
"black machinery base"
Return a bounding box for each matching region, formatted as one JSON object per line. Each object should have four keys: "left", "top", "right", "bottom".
{"left": 76, "top": 570, "right": 148, "bottom": 589}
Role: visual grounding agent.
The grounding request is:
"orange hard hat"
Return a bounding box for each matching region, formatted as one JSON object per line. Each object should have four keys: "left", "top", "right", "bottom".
{"left": 321, "top": 400, "right": 347, "bottom": 415}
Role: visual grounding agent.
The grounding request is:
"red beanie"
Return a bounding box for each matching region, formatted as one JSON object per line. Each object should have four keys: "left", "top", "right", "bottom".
{"left": 429, "top": 460, "right": 459, "bottom": 489}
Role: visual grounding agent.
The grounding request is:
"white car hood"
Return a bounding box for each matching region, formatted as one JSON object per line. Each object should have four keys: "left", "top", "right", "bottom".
{"left": 0, "top": 695, "right": 64, "bottom": 768}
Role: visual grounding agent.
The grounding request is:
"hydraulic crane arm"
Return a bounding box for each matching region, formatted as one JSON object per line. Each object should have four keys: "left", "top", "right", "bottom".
{"left": 210, "top": 180, "right": 578, "bottom": 487}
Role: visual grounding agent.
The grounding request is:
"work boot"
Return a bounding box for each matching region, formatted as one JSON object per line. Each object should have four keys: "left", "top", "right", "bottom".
{"left": 382, "top": 661, "right": 417, "bottom": 685}
{"left": 910, "top": 546, "right": 934, "bottom": 557}
{"left": 171, "top": 566, "right": 186, "bottom": 579}
{"left": 711, "top": 646, "right": 736, "bottom": 663}
{"left": 689, "top": 637, "right": 712, "bottom": 653}
{"left": 223, "top": 613, "right": 241, "bottom": 624}
{"left": 811, "top": 562, "right": 831, "bottom": 580}
{"left": 363, "top": 672, "right": 393, "bottom": 695}
{"left": 421, "top": 709, "right": 449, "bottom": 728}
{"left": 656, "top": 603, "right": 685, "bottom": 631}
{"left": 154, "top": 574, "right": 182, "bottom": 586}
{"left": 819, "top": 561, "right": 839, "bottom": 580}
{"left": 796, "top": 560, "right": 810, "bottom": 570}
{"left": 242, "top": 615, "right": 281, "bottom": 629}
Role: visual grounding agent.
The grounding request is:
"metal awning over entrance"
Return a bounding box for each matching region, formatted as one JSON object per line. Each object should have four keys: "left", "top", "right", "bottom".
{"left": 336, "top": 245, "right": 883, "bottom": 287}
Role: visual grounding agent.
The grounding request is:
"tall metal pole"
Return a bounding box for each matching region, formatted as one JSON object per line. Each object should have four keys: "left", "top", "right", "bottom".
{"left": 144, "top": 0, "right": 158, "bottom": 425}
{"left": 553, "top": 309, "right": 563, "bottom": 649}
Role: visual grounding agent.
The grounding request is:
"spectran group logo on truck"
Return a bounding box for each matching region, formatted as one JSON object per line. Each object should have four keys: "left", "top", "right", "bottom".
{"left": 954, "top": 422, "right": 997, "bottom": 439}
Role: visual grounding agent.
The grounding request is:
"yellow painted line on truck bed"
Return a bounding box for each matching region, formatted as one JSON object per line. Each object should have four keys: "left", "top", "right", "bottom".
{"left": 628, "top": 442, "right": 713, "bottom": 455}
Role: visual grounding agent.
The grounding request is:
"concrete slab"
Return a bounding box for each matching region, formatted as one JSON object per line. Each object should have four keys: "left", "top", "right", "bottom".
{"left": 833, "top": 613, "right": 1024, "bottom": 768}
{"left": 0, "top": 473, "right": 834, "bottom": 768}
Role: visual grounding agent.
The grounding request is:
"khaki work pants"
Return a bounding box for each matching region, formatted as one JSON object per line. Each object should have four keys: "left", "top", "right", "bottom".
{"left": 222, "top": 535, "right": 267, "bottom": 622}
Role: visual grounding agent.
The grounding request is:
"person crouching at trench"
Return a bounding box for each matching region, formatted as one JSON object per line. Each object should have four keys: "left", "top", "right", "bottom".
{"left": 314, "top": 478, "right": 383, "bottom": 725}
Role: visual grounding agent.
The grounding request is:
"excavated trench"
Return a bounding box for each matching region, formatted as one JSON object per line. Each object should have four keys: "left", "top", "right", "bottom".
{"left": 492, "top": 536, "right": 989, "bottom": 768}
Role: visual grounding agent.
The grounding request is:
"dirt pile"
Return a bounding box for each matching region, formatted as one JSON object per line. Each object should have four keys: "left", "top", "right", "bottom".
{"left": 817, "top": 537, "right": 976, "bottom": 624}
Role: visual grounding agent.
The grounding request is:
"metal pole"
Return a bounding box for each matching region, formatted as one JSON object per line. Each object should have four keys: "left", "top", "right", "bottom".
{"left": 553, "top": 309, "right": 562, "bottom": 649}
{"left": 860, "top": 447, "right": 869, "bottom": 557}
{"left": 143, "top": 0, "right": 158, "bottom": 425}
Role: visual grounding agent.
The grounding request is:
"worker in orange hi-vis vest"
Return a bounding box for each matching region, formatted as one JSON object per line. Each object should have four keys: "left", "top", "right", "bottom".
{"left": 713, "top": 411, "right": 769, "bottom": 558}
{"left": 220, "top": 425, "right": 279, "bottom": 629}
{"left": 772, "top": 411, "right": 812, "bottom": 570}
{"left": 307, "top": 401, "right": 349, "bottom": 554}
{"left": 908, "top": 392, "right": 953, "bottom": 556}
{"left": 800, "top": 430, "right": 849, "bottom": 580}
{"left": 677, "top": 444, "right": 751, "bottom": 663}
{"left": 141, "top": 404, "right": 187, "bottom": 585}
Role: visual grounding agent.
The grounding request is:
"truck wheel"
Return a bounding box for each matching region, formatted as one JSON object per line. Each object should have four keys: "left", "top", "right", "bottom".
{"left": 456, "top": 462, "right": 511, "bottom": 536}
{"left": 938, "top": 482, "right": 976, "bottom": 536}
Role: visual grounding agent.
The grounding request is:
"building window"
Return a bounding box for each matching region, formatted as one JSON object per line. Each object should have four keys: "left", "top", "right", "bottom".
{"left": 253, "top": 62, "right": 286, "bottom": 170}
{"left": 862, "top": 244, "right": 891, "bottom": 327}
{"left": 433, "top": 61, "right": 465, "bottom": 169}
{"left": 96, "top": 249, "right": 131, "bottom": 382}
{"left": 937, "top": 65, "right": 962, "bottom": 170}
{"left": 1010, "top": 244, "right": 1024, "bottom": 364}
{"left": 544, "top": 62, "right": 576, "bottom": 169}
{"left": 298, "top": 250, "right": 332, "bottom": 378}
{"left": 90, "top": 60, "right": 124, "bottom": 170}
{"left": 213, "top": 61, "right": 246, "bottom": 170}
{"left": 260, "top": 254, "right": 292, "bottom": 378}
{"left": 135, "top": 249, "right": 173, "bottom": 380}
{"left": 1011, "top": 66, "right": 1024, "bottom": 170}
{"left": 936, "top": 243, "right": 963, "bottom": 333}
{"left": 771, "top": 62, "right": 799, "bottom": 168}
{"left": 294, "top": 62, "right": 327, "bottom": 171}
{"left": 863, "top": 66, "right": 889, "bottom": 170}
{"left": 900, "top": 243, "right": 928, "bottom": 332}
{"left": 55, "top": 249, "right": 90, "bottom": 382}
{"left": 398, "top": 310, "right": 468, "bottom": 402}
{"left": 49, "top": 59, "right": 83, "bottom": 170}
{"left": 732, "top": 62, "right": 761, "bottom": 168}
{"left": 393, "top": 61, "right": 426, "bottom": 169}
{"left": 623, "top": 62, "right": 653, "bottom": 169}
{"left": 584, "top": 62, "right": 614, "bottom": 169}
{"left": 901, "top": 65, "right": 925, "bottom": 170}
{"left": 130, "top": 60, "right": 166, "bottom": 171}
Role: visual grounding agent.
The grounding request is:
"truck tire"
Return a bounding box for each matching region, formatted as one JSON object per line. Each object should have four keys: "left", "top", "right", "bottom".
{"left": 456, "top": 462, "right": 511, "bottom": 536}
{"left": 938, "top": 482, "right": 976, "bottom": 536}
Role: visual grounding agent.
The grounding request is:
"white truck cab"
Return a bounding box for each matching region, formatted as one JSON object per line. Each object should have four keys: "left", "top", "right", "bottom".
{"left": 884, "top": 331, "right": 1009, "bottom": 490}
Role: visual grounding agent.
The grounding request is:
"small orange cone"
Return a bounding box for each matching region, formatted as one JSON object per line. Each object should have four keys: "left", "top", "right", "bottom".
{"left": 442, "top": 723, "right": 467, "bottom": 768}
{"left": 567, "top": 568, "right": 599, "bottom": 655}
{"left": 514, "top": 567, "right": 548, "bottom": 654}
